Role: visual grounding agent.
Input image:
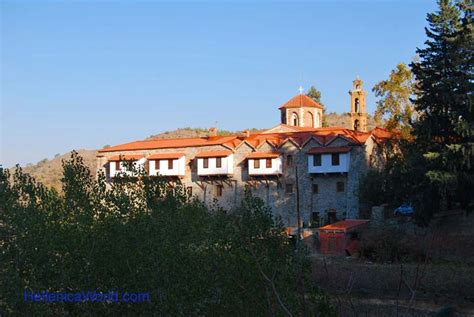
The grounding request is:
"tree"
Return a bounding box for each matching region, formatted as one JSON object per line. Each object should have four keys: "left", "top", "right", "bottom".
{"left": 0, "top": 152, "right": 335, "bottom": 315}
{"left": 372, "top": 63, "right": 415, "bottom": 138}
{"left": 306, "top": 86, "right": 329, "bottom": 127}
{"left": 410, "top": 0, "right": 473, "bottom": 219}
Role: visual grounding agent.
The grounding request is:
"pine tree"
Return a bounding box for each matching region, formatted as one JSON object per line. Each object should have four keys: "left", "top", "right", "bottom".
{"left": 306, "top": 86, "right": 329, "bottom": 127}
{"left": 410, "top": 0, "right": 473, "bottom": 218}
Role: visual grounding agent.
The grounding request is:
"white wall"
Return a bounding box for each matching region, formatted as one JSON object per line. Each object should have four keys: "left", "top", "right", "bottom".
{"left": 307, "top": 152, "right": 350, "bottom": 173}
{"left": 197, "top": 154, "right": 233, "bottom": 176}
{"left": 110, "top": 158, "right": 146, "bottom": 177}
{"left": 248, "top": 157, "right": 282, "bottom": 175}
{"left": 149, "top": 157, "right": 185, "bottom": 176}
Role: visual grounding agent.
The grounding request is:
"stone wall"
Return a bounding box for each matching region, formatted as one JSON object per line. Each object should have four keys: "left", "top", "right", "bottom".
{"left": 97, "top": 136, "right": 375, "bottom": 227}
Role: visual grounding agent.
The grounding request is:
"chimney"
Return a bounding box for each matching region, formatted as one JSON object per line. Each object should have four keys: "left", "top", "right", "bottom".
{"left": 244, "top": 129, "right": 251, "bottom": 137}
{"left": 209, "top": 127, "right": 217, "bottom": 137}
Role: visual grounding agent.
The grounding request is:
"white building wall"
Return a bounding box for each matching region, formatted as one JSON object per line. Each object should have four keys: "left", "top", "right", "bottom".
{"left": 149, "top": 157, "right": 186, "bottom": 176}
{"left": 197, "top": 154, "right": 234, "bottom": 176}
{"left": 248, "top": 157, "right": 283, "bottom": 175}
{"left": 307, "top": 152, "right": 350, "bottom": 174}
{"left": 110, "top": 158, "right": 146, "bottom": 177}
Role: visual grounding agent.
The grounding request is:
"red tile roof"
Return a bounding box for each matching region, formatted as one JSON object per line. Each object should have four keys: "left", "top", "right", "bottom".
{"left": 246, "top": 152, "right": 281, "bottom": 159}
{"left": 307, "top": 146, "right": 352, "bottom": 154}
{"left": 195, "top": 150, "right": 233, "bottom": 158}
{"left": 279, "top": 94, "right": 324, "bottom": 109}
{"left": 147, "top": 153, "right": 185, "bottom": 160}
{"left": 108, "top": 154, "right": 144, "bottom": 161}
{"left": 98, "top": 136, "right": 240, "bottom": 153}
{"left": 98, "top": 126, "right": 387, "bottom": 155}
{"left": 318, "top": 220, "right": 370, "bottom": 232}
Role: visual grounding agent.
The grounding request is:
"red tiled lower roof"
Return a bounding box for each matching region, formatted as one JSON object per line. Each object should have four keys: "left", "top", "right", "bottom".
{"left": 98, "top": 136, "right": 241, "bottom": 153}
{"left": 195, "top": 150, "right": 233, "bottom": 158}
{"left": 147, "top": 153, "right": 185, "bottom": 160}
{"left": 108, "top": 154, "right": 144, "bottom": 161}
{"left": 307, "top": 146, "right": 352, "bottom": 154}
{"left": 246, "top": 152, "right": 281, "bottom": 159}
{"left": 318, "top": 220, "right": 369, "bottom": 232}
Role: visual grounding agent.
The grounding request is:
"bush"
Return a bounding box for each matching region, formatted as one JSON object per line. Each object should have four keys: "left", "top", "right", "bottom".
{"left": 0, "top": 152, "right": 335, "bottom": 315}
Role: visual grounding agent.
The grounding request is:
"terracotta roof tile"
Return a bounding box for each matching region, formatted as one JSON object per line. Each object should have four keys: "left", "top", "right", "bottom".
{"left": 98, "top": 136, "right": 241, "bottom": 153}
{"left": 246, "top": 152, "right": 281, "bottom": 159}
{"left": 278, "top": 94, "right": 324, "bottom": 109}
{"left": 108, "top": 154, "right": 144, "bottom": 161}
{"left": 318, "top": 220, "right": 370, "bottom": 232}
{"left": 307, "top": 146, "right": 352, "bottom": 154}
{"left": 99, "top": 126, "right": 390, "bottom": 154}
{"left": 147, "top": 153, "right": 185, "bottom": 160}
{"left": 195, "top": 150, "right": 233, "bottom": 158}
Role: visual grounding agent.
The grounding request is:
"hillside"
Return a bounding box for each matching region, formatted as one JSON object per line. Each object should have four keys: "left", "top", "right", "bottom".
{"left": 18, "top": 113, "right": 380, "bottom": 190}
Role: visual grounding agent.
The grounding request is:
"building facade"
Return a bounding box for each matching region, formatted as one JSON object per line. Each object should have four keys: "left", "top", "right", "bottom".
{"left": 97, "top": 79, "right": 389, "bottom": 228}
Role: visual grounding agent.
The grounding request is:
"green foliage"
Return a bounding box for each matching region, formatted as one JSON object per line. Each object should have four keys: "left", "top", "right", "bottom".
{"left": 409, "top": 0, "right": 474, "bottom": 220}
{"left": 306, "top": 86, "right": 323, "bottom": 106}
{"left": 0, "top": 152, "right": 334, "bottom": 315}
{"left": 306, "top": 85, "right": 329, "bottom": 127}
{"left": 372, "top": 63, "right": 415, "bottom": 138}
{"left": 362, "top": 1, "right": 473, "bottom": 225}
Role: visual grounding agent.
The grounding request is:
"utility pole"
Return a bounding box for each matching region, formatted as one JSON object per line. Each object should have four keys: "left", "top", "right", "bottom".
{"left": 294, "top": 164, "right": 306, "bottom": 315}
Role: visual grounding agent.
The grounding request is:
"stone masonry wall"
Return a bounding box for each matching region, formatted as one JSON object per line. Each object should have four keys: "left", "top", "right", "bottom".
{"left": 97, "top": 136, "right": 372, "bottom": 227}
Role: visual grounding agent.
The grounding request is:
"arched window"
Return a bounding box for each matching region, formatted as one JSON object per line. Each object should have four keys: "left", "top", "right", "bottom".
{"left": 292, "top": 112, "right": 299, "bottom": 126}
{"left": 354, "top": 98, "right": 360, "bottom": 113}
{"left": 354, "top": 119, "right": 360, "bottom": 131}
{"left": 304, "top": 111, "right": 314, "bottom": 128}
{"left": 356, "top": 85, "right": 360, "bottom": 90}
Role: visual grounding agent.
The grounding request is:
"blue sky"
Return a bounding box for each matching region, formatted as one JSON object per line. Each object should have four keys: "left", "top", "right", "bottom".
{"left": 1, "top": 0, "right": 437, "bottom": 167}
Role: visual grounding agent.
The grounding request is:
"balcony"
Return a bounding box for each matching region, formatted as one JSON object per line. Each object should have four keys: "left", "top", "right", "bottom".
{"left": 307, "top": 146, "right": 351, "bottom": 174}
{"left": 108, "top": 155, "right": 146, "bottom": 177}
{"left": 247, "top": 152, "right": 282, "bottom": 176}
{"left": 148, "top": 153, "right": 186, "bottom": 177}
{"left": 196, "top": 151, "right": 233, "bottom": 176}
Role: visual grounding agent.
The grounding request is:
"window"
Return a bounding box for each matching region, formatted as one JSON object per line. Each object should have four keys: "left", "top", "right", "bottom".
{"left": 355, "top": 98, "right": 360, "bottom": 113}
{"left": 254, "top": 159, "right": 260, "bottom": 169}
{"left": 115, "top": 161, "right": 121, "bottom": 171}
{"left": 167, "top": 159, "right": 173, "bottom": 169}
{"left": 311, "top": 212, "right": 320, "bottom": 227}
{"left": 292, "top": 112, "right": 299, "bottom": 126}
{"left": 328, "top": 211, "right": 337, "bottom": 224}
{"left": 354, "top": 119, "right": 360, "bottom": 131}
{"left": 312, "top": 184, "right": 319, "bottom": 194}
{"left": 216, "top": 185, "right": 223, "bottom": 197}
{"left": 203, "top": 158, "right": 209, "bottom": 168}
{"left": 336, "top": 181, "right": 344, "bottom": 192}
{"left": 216, "top": 157, "right": 222, "bottom": 168}
{"left": 313, "top": 154, "right": 321, "bottom": 166}
{"left": 286, "top": 155, "right": 293, "bottom": 167}
{"left": 331, "top": 153, "right": 340, "bottom": 166}
{"left": 266, "top": 158, "right": 272, "bottom": 168}
{"left": 186, "top": 186, "right": 193, "bottom": 196}
{"left": 285, "top": 183, "right": 293, "bottom": 194}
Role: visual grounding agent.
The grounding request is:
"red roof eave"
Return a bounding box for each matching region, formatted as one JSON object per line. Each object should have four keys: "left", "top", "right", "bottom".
{"left": 307, "top": 146, "right": 352, "bottom": 154}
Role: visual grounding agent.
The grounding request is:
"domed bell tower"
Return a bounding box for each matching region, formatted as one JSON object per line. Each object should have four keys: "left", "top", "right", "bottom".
{"left": 349, "top": 77, "right": 368, "bottom": 132}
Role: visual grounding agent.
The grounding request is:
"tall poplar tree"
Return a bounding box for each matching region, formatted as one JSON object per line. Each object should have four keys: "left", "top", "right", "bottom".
{"left": 373, "top": 63, "right": 415, "bottom": 138}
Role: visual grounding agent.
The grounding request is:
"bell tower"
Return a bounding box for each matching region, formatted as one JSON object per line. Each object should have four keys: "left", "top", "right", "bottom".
{"left": 349, "top": 77, "right": 368, "bottom": 132}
